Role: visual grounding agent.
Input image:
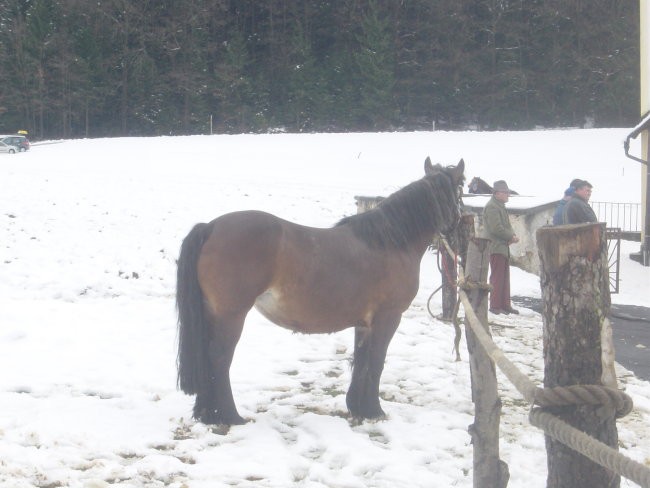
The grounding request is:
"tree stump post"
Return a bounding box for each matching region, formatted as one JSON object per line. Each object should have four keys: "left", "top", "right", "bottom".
{"left": 464, "top": 237, "right": 509, "bottom": 488}
{"left": 536, "top": 223, "right": 620, "bottom": 488}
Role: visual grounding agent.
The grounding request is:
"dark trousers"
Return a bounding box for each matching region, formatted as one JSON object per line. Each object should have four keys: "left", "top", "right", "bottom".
{"left": 489, "top": 253, "right": 511, "bottom": 311}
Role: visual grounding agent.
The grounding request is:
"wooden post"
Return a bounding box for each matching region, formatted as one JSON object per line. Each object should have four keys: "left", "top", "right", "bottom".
{"left": 464, "top": 238, "right": 509, "bottom": 488}
{"left": 537, "top": 223, "right": 620, "bottom": 488}
{"left": 440, "top": 243, "right": 457, "bottom": 320}
{"left": 441, "top": 215, "right": 474, "bottom": 320}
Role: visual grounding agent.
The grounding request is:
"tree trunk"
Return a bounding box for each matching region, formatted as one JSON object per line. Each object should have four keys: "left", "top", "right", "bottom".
{"left": 464, "top": 237, "right": 509, "bottom": 488}
{"left": 537, "top": 223, "right": 620, "bottom": 488}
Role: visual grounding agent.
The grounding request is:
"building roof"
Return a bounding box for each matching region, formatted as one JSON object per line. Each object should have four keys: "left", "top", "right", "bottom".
{"left": 461, "top": 194, "right": 558, "bottom": 214}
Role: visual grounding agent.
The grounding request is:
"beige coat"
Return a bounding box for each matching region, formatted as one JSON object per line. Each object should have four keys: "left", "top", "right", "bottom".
{"left": 483, "top": 195, "right": 515, "bottom": 256}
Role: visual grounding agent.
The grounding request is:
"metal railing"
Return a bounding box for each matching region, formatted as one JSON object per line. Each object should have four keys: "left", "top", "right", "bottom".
{"left": 591, "top": 201, "right": 641, "bottom": 233}
{"left": 606, "top": 228, "right": 621, "bottom": 294}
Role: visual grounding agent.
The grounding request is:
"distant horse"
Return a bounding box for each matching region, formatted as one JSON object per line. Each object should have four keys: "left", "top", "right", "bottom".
{"left": 176, "top": 157, "right": 465, "bottom": 425}
{"left": 468, "top": 176, "right": 518, "bottom": 195}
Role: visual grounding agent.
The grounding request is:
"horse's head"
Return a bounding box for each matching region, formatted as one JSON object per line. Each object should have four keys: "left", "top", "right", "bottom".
{"left": 467, "top": 176, "right": 492, "bottom": 194}
{"left": 424, "top": 157, "right": 465, "bottom": 236}
{"left": 468, "top": 177, "right": 480, "bottom": 194}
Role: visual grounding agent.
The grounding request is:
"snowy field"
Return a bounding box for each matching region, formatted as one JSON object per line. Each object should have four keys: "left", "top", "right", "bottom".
{"left": 1, "top": 129, "right": 649, "bottom": 488}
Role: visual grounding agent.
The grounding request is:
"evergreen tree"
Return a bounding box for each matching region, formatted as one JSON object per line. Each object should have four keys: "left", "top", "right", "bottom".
{"left": 0, "top": 0, "right": 640, "bottom": 137}
{"left": 352, "top": 0, "right": 397, "bottom": 130}
{"left": 284, "top": 20, "right": 327, "bottom": 131}
{"left": 213, "top": 27, "right": 256, "bottom": 132}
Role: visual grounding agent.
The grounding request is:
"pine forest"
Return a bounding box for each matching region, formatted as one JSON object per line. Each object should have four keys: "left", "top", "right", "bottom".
{"left": 0, "top": 0, "right": 640, "bottom": 139}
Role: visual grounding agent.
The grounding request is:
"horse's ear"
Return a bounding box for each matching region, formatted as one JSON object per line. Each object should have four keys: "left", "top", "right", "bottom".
{"left": 451, "top": 159, "right": 465, "bottom": 184}
{"left": 424, "top": 156, "right": 434, "bottom": 175}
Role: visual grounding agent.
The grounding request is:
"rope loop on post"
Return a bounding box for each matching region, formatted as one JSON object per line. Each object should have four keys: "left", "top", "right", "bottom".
{"left": 457, "top": 276, "right": 492, "bottom": 292}
{"left": 533, "top": 385, "right": 634, "bottom": 419}
{"left": 437, "top": 237, "right": 649, "bottom": 487}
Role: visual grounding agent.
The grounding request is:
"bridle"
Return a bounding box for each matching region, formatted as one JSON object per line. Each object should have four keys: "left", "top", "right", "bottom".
{"left": 438, "top": 172, "right": 464, "bottom": 238}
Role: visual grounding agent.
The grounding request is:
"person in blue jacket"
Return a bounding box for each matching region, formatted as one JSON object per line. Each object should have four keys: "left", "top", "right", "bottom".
{"left": 552, "top": 178, "right": 583, "bottom": 225}
{"left": 553, "top": 186, "right": 575, "bottom": 225}
{"left": 564, "top": 180, "right": 598, "bottom": 224}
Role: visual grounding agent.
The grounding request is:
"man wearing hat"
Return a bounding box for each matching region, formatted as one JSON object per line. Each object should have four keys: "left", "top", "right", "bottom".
{"left": 484, "top": 180, "right": 520, "bottom": 315}
{"left": 564, "top": 180, "right": 598, "bottom": 224}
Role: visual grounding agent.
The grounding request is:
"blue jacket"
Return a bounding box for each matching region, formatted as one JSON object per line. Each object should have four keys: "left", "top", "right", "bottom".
{"left": 553, "top": 199, "right": 568, "bottom": 225}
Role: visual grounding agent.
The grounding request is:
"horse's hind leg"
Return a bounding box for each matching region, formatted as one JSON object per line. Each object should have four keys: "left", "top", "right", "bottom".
{"left": 194, "top": 311, "right": 246, "bottom": 425}
{"left": 347, "top": 326, "right": 372, "bottom": 418}
{"left": 346, "top": 312, "right": 401, "bottom": 419}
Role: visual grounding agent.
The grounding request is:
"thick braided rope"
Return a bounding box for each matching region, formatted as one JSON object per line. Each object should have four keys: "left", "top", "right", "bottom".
{"left": 534, "top": 384, "right": 633, "bottom": 418}
{"left": 530, "top": 408, "right": 650, "bottom": 488}
{"left": 442, "top": 238, "right": 648, "bottom": 484}
{"left": 458, "top": 283, "right": 634, "bottom": 416}
{"left": 454, "top": 266, "right": 650, "bottom": 486}
{"left": 457, "top": 276, "right": 492, "bottom": 292}
{"left": 458, "top": 282, "right": 650, "bottom": 485}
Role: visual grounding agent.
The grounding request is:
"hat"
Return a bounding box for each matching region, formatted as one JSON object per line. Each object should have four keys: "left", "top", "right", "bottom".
{"left": 564, "top": 187, "right": 575, "bottom": 197}
{"left": 569, "top": 178, "right": 583, "bottom": 188}
{"left": 493, "top": 180, "right": 510, "bottom": 193}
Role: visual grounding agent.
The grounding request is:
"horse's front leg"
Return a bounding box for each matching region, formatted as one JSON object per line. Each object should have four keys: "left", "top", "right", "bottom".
{"left": 346, "top": 311, "right": 401, "bottom": 420}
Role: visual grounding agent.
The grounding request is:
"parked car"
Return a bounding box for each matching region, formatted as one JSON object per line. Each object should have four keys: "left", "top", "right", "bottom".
{"left": 0, "top": 141, "right": 17, "bottom": 154}
{"left": 0, "top": 134, "right": 30, "bottom": 152}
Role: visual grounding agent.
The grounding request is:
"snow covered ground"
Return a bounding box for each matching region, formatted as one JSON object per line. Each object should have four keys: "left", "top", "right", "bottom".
{"left": 0, "top": 129, "right": 648, "bottom": 488}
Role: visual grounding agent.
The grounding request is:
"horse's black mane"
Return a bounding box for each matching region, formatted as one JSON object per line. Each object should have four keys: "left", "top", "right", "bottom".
{"left": 336, "top": 166, "right": 462, "bottom": 249}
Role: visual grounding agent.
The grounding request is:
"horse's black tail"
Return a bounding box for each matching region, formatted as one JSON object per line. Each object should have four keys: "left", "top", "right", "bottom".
{"left": 176, "top": 222, "right": 212, "bottom": 395}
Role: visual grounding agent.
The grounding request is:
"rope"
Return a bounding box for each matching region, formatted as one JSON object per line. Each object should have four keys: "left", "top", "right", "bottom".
{"left": 534, "top": 384, "right": 633, "bottom": 419}
{"left": 437, "top": 237, "right": 650, "bottom": 487}
{"left": 428, "top": 241, "right": 463, "bottom": 360}
{"left": 530, "top": 409, "right": 650, "bottom": 488}
{"left": 426, "top": 284, "right": 444, "bottom": 318}
{"left": 457, "top": 276, "right": 492, "bottom": 292}
{"left": 458, "top": 285, "right": 633, "bottom": 418}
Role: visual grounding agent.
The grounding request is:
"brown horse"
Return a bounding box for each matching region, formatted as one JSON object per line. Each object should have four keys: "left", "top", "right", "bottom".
{"left": 177, "top": 157, "right": 465, "bottom": 425}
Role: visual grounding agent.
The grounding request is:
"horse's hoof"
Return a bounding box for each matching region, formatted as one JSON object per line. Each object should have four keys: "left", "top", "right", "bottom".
{"left": 349, "top": 412, "right": 387, "bottom": 425}
{"left": 196, "top": 409, "right": 246, "bottom": 427}
{"left": 366, "top": 410, "right": 387, "bottom": 421}
{"left": 348, "top": 405, "right": 386, "bottom": 421}
{"left": 227, "top": 414, "right": 247, "bottom": 426}
{"left": 211, "top": 415, "right": 247, "bottom": 427}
